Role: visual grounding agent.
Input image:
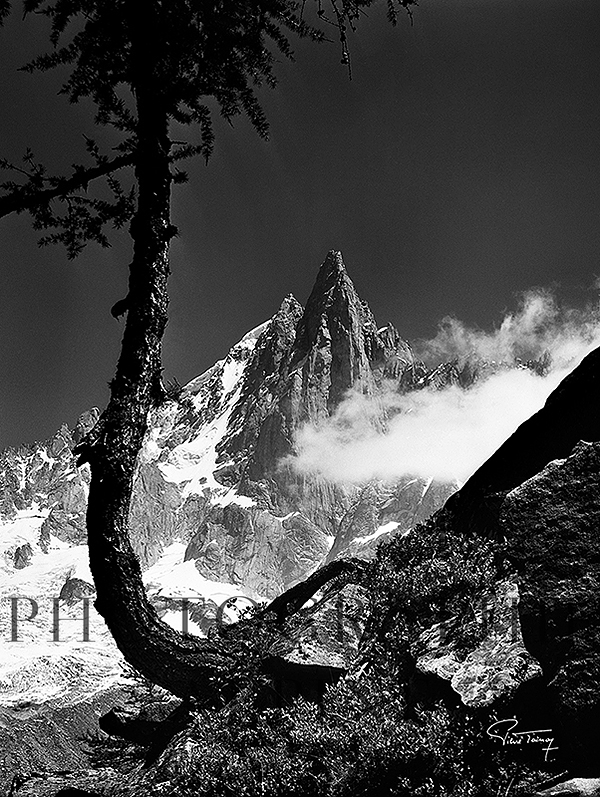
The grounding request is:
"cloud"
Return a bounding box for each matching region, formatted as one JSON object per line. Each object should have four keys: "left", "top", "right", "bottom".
{"left": 416, "top": 289, "right": 600, "bottom": 369}
{"left": 291, "top": 290, "right": 600, "bottom": 485}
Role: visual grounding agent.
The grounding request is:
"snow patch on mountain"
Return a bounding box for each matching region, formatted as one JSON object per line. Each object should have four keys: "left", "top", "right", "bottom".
{"left": 355, "top": 521, "right": 400, "bottom": 546}
{"left": 0, "top": 506, "right": 49, "bottom": 558}
{"left": 145, "top": 325, "right": 266, "bottom": 505}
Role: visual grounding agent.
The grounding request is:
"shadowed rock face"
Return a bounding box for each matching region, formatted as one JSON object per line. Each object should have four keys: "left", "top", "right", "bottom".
{"left": 13, "top": 543, "right": 33, "bottom": 569}
{"left": 183, "top": 507, "right": 333, "bottom": 598}
{"left": 500, "top": 441, "right": 600, "bottom": 772}
{"left": 289, "top": 250, "right": 382, "bottom": 408}
{"left": 448, "top": 346, "right": 600, "bottom": 530}
{"left": 215, "top": 293, "right": 304, "bottom": 475}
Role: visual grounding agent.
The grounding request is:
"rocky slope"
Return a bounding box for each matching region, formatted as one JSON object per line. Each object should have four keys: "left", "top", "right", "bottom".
{"left": 438, "top": 345, "right": 600, "bottom": 773}
{"left": 351, "top": 340, "right": 600, "bottom": 785}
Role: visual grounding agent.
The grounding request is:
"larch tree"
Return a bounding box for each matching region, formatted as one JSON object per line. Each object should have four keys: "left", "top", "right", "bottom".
{"left": 0, "top": 0, "right": 416, "bottom": 703}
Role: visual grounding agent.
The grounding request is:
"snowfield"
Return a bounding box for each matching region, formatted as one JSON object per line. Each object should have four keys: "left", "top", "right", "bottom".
{"left": 0, "top": 516, "right": 261, "bottom": 705}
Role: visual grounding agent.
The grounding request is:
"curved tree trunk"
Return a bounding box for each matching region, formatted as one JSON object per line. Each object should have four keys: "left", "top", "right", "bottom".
{"left": 73, "top": 8, "right": 238, "bottom": 702}
{"left": 73, "top": 4, "right": 366, "bottom": 704}
{"left": 75, "top": 89, "right": 230, "bottom": 700}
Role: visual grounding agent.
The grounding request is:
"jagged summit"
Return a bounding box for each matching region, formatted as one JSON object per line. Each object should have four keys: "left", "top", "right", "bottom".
{"left": 292, "top": 251, "right": 373, "bottom": 345}
{"left": 296, "top": 250, "right": 361, "bottom": 322}
{"left": 304, "top": 249, "right": 353, "bottom": 303}
{"left": 320, "top": 248, "right": 345, "bottom": 272}
{"left": 278, "top": 293, "right": 301, "bottom": 312}
{"left": 290, "top": 251, "right": 387, "bottom": 407}
{"left": 273, "top": 293, "right": 303, "bottom": 326}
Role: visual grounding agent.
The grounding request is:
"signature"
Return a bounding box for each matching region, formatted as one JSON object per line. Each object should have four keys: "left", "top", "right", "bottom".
{"left": 486, "top": 718, "right": 558, "bottom": 762}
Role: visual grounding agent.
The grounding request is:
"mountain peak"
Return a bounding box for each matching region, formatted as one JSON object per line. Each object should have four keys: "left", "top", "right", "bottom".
{"left": 286, "top": 251, "right": 379, "bottom": 410}
{"left": 308, "top": 250, "right": 354, "bottom": 305}
{"left": 319, "top": 249, "right": 346, "bottom": 277}
{"left": 292, "top": 251, "right": 369, "bottom": 358}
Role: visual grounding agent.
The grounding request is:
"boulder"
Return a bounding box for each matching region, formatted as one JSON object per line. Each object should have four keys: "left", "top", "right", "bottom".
{"left": 500, "top": 440, "right": 600, "bottom": 772}
{"left": 414, "top": 580, "right": 542, "bottom": 707}
{"left": 59, "top": 577, "right": 95, "bottom": 606}
{"left": 13, "top": 543, "right": 33, "bottom": 569}
{"left": 263, "top": 583, "right": 369, "bottom": 703}
{"left": 534, "top": 778, "right": 600, "bottom": 796}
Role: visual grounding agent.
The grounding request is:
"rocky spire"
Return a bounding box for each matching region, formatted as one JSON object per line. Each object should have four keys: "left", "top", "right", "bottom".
{"left": 290, "top": 250, "right": 379, "bottom": 409}
{"left": 214, "top": 250, "right": 419, "bottom": 492}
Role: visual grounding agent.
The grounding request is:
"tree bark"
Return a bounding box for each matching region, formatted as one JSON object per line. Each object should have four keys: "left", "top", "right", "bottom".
{"left": 266, "top": 559, "right": 369, "bottom": 623}
{"left": 74, "top": 6, "right": 239, "bottom": 703}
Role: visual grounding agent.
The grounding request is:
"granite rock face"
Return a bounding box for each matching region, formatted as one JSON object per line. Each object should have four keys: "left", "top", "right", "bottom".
{"left": 499, "top": 441, "right": 600, "bottom": 772}
{"left": 183, "top": 507, "right": 333, "bottom": 598}
{"left": 432, "top": 344, "right": 600, "bottom": 772}
{"left": 414, "top": 580, "right": 542, "bottom": 707}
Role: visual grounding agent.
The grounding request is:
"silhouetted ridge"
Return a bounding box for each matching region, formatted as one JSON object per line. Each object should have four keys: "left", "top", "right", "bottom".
{"left": 448, "top": 345, "right": 600, "bottom": 527}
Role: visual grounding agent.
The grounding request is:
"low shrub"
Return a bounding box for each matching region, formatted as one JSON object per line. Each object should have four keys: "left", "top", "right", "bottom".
{"left": 141, "top": 672, "right": 540, "bottom": 797}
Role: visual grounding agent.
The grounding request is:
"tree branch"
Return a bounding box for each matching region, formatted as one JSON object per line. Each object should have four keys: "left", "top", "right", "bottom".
{"left": 0, "top": 152, "right": 134, "bottom": 219}
{"left": 264, "top": 558, "right": 369, "bottom": 623}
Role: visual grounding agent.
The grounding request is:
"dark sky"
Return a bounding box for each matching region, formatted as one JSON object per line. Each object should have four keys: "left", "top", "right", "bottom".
{"left": 1, "top": 0, "right": 599, "bottom": 448}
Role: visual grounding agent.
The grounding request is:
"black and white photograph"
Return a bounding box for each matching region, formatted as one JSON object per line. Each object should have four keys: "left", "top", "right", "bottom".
{"left": 1, "top": 1, "right": 600, "bottom": 795}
